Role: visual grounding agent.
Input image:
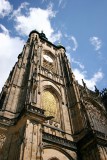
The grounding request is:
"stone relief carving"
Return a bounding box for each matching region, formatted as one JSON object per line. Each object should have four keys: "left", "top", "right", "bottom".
{"left": 85, "top": 101, "right": 107, "bottom": 133}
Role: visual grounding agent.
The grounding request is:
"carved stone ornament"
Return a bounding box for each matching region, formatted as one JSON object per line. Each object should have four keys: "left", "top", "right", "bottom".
{"left": 0, "top": 134, "right": 6, "bottom": 150}
{"left": 85, "top": 101, "right": 107, "bottom": 133}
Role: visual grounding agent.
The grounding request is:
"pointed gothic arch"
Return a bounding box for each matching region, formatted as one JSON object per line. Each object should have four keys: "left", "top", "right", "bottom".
{"left": 43, "top": 145, "right": 75, "bottom": 160}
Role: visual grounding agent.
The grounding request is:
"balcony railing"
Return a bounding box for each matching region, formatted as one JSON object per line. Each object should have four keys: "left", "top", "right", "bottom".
{"left": 27, "top": 104, "right": 45, "bottom": 115}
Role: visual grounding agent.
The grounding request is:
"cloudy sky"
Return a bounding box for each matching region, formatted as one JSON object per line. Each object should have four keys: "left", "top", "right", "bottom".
{"left": 0, "top": 0, "right": 107, "bottom": 91}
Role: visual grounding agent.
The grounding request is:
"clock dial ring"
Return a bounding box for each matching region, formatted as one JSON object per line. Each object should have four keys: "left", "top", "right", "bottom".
{"left": 43, "top": 54, "right": 53, "bottom": 63}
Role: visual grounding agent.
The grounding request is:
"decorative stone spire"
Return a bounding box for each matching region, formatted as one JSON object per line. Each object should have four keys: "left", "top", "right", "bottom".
{"left": 82, "top": 79, "right": 86, "bottom": 88}
{"left": 94, "top": 85, "right": 99, "bottom": 95}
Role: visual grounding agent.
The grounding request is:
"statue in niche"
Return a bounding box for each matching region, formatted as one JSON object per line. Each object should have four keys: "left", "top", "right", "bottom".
{"left": 31, "top": 67, "right": 38, "bottom": 89}
{"left": 30, "top": 68, "right": 38, "bottom": 103}
{"left": 33, "top": 68, "right": 38, "bottom": 89}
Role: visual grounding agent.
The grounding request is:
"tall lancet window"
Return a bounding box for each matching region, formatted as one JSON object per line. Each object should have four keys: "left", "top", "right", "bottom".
{"left": 42, "top": 90, "right": 59, "bottom": 121}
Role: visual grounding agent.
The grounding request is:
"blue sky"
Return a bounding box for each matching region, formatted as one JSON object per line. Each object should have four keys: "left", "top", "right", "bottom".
{"left": 0, "top": 0, "right": 107, "bottom": 91}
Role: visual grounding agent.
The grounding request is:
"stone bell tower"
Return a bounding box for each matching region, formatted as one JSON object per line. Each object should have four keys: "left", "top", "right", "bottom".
{"left": 0, "top": 30, "right": 107, "bottom": 160}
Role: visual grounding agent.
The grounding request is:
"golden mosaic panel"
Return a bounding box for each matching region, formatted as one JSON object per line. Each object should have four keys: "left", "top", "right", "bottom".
{"left": 42, "top": 91, "right": 57, "bottom": 118}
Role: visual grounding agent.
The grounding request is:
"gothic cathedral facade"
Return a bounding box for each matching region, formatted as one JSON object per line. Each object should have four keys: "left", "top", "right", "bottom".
{"left": 0, "top": 30, "right": 107, "bottom": 160}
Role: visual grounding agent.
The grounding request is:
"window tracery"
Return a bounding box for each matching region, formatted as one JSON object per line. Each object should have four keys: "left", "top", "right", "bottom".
{"left": 43, "top": 51, "right": 56, "bottom": 73}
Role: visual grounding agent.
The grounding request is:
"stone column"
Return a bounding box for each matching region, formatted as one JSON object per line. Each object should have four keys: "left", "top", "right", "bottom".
{"left": 23, "top": 120, "right": 43, "bottom": 160}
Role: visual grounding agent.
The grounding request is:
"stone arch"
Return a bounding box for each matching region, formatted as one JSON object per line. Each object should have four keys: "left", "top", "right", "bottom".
{"left": 40, "top": 80, "right": 66, "bottom": 129}
{"left": 43, "top": 49, "right": 56, "bottom": 59}
{"left": 48, "top": 157, "right": 59, "bottom": 160}
{"left": 42, "top": 84, "right": 61, "bottom": 100}
{"left": 41, "top": 80, "right": 61, "bottom": 96}
{"left": 43, "top": 145, "right": 74, "bottom": 160}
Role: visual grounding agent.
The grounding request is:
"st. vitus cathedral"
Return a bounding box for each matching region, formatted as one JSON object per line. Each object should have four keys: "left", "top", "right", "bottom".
{"left": 0, "top": 30, "right": 107, "bottom": 160}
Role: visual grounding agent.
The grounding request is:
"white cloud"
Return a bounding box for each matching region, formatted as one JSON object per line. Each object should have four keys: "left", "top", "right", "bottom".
{"left": 65, "top": 46, "right": 72, "bottom": 63}
{"left": 70, "top": 36, "right": 78, "bottom": 51}
{"left": 71, "top": 58, "right": 85, "bottom": 69}
{"left": 66, "top": 46, "right": 71, "bottom": 52}
{"left": 0, "top": 0, "right": 13, "bottom": 17}
{"left": 66, "top": 53, "right": 71, "bottom": 64}
{"left": 64, "top": 35, "right": 78, "bottom": 52}
{"left": 11, "top": 3, "right": 61, "bottom": 43}
{"left": 90, "top": 36, "right": 102, "bottom": 51}
{"left": 0, "top": 24, "right": 24, "bottom": 91}
{"left": 59, "top": 0, "right": 63, "bottom": 6}
{"left": 11, "top": 2, "right": 29, "bottom": 18}
{"left": 0, "top": 24, "right": 9, "bottom": 34}
{"left": 42, "top": 0, "right": 48, "bottom": 3}
{"left": 58, "top": 0, "right": 66, "bottom": 8}
{"left": 73, "top": 68, "right": 103, "bottom": 91}
{"left": 50, "top": 30, "right": 62, "bottom": 42}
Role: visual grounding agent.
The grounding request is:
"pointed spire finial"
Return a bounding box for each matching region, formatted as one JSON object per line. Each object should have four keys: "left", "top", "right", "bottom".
{"left": 82, "top": 79, "right": 86, "bottom": 88}
{"left": 94, "top": 85, "right": 99, "bottom": 95}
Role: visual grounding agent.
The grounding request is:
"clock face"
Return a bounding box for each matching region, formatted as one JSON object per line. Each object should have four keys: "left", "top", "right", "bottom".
{"left": 43, "top": 54, "right": 53, "bottom": 63}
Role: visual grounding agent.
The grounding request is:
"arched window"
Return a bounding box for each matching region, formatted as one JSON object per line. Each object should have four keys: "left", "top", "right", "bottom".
{"left": 42, "top": 90, "right": 59, "bottom": 121}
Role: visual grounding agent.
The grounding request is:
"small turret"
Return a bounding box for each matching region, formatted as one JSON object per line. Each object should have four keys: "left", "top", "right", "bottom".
{"left": 39, "top": 30, "right": 48, "bottom": 40}
{"left": 57, "top": 42, "right": 66, "bottom": 51}
{"left": 29, "top": 29, "right": 39, "bottom": 37}
{"left": 100, "top": 88, "right": 107, "bottom": 111}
